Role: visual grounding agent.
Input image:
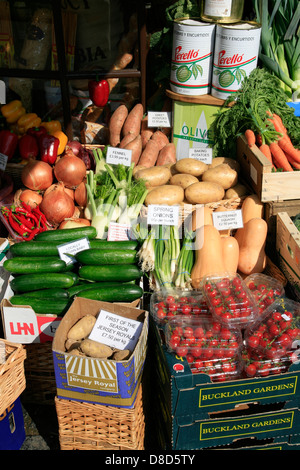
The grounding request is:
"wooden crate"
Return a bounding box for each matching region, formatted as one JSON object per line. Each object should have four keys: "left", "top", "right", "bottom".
{"left": 276, "top": 212, "right": 300, "bottom": 301}
{"left": 264, "top": 200, "right": 300, "bottom": 251}
{"left": 236, "top": 135, "right": 300, "bottom": 203}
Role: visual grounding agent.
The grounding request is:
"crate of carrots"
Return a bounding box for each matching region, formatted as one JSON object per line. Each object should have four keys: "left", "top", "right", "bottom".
{"left": 237, "top": 113, "right": 300, "bottom": 203}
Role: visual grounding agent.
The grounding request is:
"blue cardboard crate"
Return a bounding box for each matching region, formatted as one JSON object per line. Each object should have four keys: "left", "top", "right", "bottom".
{"left": 0, "top": 397, "right": 25, "bottom": 450}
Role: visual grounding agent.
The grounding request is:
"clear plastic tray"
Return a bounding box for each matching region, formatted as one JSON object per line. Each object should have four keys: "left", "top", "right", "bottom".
{"left": 201, "top": 273, "right": 259, "bottom": 329}
{"left": 242, "top": 348, "right": 293, "bottom": 378}
{"left": 244, "top": 297, "right": 300, "bottom": 359}
{"left": 150, "top": 288, "right": 210, "bottom": 325}
{"left": 190, "top": 355, "right": 242, "bottom": 382}
{"left": 244, "top": 273, "right": 285, "bottom": 316}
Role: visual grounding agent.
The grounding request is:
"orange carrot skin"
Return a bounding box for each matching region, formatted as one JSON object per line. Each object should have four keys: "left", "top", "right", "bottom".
{"left": 278, "top": 134, "right": 300, "bottom": 163}
{"left": 245, "top": 129, "right": 256, "bottom": 147}
{"left": 269, "top": 142, "right": 293, "bottom": 171}
{"left": 259, "top": 144, "right": 274, "bottom": 167}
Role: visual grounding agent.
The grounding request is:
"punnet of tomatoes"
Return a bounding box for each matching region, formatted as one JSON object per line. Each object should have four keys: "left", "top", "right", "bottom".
{"left": 243, "top": 297, "right": 300, "bottom": 377}
{"left": 150, "top": 289, "right": 210, "bottom": 326}
{"left": 165, "top": 316, "right": 243, "bottom": 382}
{"left": 241, "top": 348, "right": 292, "bottom": 378}
{"left": 244, "top": 273, "right": 285, "bottom": 316}
{"left": 202, "top": 273, "right": 259, "bottom": 329}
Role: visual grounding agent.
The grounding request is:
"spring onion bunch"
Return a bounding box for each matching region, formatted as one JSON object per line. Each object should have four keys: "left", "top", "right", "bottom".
{"left": 253, "top": 0, "right": 300, "bottom": 100}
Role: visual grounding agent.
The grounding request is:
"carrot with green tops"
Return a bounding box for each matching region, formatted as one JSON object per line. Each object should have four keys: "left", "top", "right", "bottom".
{"left": 244, "top": 129, "right": 256, "bottom": 147}
{"left": 267, "top": 111, "right": 287, "bottom": 135}
{"left": 269, "top": 142, "right": 293, "bottom": 171}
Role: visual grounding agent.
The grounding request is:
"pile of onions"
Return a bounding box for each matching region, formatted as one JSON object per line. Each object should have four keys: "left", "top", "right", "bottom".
{"left": 54, "top": 153, "right": 86, "bottom": 189}
{"left": 39, "top": 182, "right": 75, "bottom": 226}
{"left": 21, "top": 160, "right": 53, "bottom": 191}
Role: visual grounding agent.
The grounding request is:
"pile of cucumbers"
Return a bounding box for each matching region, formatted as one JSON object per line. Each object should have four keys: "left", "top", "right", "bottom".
{"left": 4, "top": 226, "right": 143, "bottom": 316}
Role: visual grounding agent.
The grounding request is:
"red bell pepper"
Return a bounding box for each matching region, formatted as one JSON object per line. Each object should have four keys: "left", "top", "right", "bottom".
{"left": 18, "top": 134, "right": 39, "bottom": 160}
{"left": 27, "top": 126, "right": 48, "bottom": 139}
{"left": 39, "top": 134, "right": 59, "bottom": 164}
{"left": 88, "top": 77, "right": 110, "bottom": 107}
{"left": 0, "top": 129, "right": 18, "bottom": 161}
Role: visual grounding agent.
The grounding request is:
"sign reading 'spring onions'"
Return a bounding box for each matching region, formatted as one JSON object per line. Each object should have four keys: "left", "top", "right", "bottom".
{"left": 211, "top": 22, "right": 261, "bottom": 100}
{"left": 170, "top": 19, "right": 215, "bottom": 96}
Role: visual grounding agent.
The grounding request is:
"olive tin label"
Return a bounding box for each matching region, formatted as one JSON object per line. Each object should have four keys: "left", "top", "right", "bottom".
{"left": 211, "top": 22, "right": 261, "bottom": 99}
{"left": 170, "top": 19, "right": 215, "bottom": 96}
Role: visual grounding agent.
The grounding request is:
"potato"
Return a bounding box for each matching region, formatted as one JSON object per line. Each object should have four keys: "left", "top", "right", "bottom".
{"left": 134, "top": 166, "right": 171, "bottom": 188}
{"left": 112, "top": 349, "right": 132, "bottom": 361}
{"left": 132, "top": 165, "right": 146, "bottom": 176}
{"left": 170, "top": 173, "right": 199, "bottom": 189}
{"left": 145, "top": 185, "right": 184, "bottom": 206}
{"left": 225, "top": 183, "right": 248, "bottom": 199}
{"left": 209, "top": 157, "right": 240, "bottom": 172}
{"left": 80, "top": 339, "right": 113, "bottom": 358}
{"left": 185, "top": 181, "right": 225, "bottom": 204}
{"left": 175, "top": 158, "right": 208, "bottom": 177}
{"left": 202, "top": 164, "right": 238, "bottom": 189}
{"left": 67, "top": 314, "right": 96, "bottom": 341}
{"left": 65, "top": 338, "right": 81, "bottom": 352}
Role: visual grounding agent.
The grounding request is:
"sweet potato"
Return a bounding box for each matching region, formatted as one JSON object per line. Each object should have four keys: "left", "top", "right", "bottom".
{"left": 107, "top": 53, "right": 133, "bottom": 91}
{"left": 156, "top": 142, "right": 177, "bottom": 166}
{"left": 124, "top": 134, "right": 143, "bottom": 165}
{"left": 122, "top": 103, "right": 144, "bottom": 137}
{"left": 141, "top": 116, "right": 154, "bottom": 149}
{"left": 138, "top": 139, "right": 159, "bottom": 167}
{"left": 150, "top": 130, "right": 169, "bottom": 150}
{"left": 109, "top": 104, "right": 128, "bottom": 147}
{"left": 119, "top": 131, "right": 137, "bottom": 148}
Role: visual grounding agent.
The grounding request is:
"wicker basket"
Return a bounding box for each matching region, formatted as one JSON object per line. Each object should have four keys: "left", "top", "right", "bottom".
{"left": 21, "top": 342, "right": 56, "bottom": 405}
{"left": 0, "top": 339, "right": 26, "bottom": 414}
{"left": 55, "top": 385, "right": 145, "bottom": 450}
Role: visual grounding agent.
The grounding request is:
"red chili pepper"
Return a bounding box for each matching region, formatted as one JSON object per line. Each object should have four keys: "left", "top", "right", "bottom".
{"left": 38, "top": 134, "right": 59, "bottom": 164}
{"left": 88, "top": 77, "right": 110, "bottom": 107}
{"left": 18, "top": 133, "right": 39, "bottom": 160}
{"left": 0, "top": 129, "right": 18, "bottom": 161}
{"left": 23, "top": 227, "right": 40, "bottom": 240}
{"left": 27, "top": 126, "right": 48, "bottom": 139}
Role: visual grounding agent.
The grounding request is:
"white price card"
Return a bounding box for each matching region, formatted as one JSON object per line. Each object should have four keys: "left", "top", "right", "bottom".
{"left": 147, "top": 111, "right": 172, "bottom": 128}
{"left": 212, "top": 209, "right": 243, "bottom": 231}
{"left": 107, "top": 222, "right": 131, "bottom": 241}
{"left": 147, "top": 204, "right": 179, "bottom": 226}
{"left": 89, "top": 309, "right": 143, "bottom": 351}
{"left": 57, "top": 237, "right": 90, "bottom": 265}
{"left": 106, "top": 146, "right": 132, "bottom": 166}
{"left": 0, "top": 80, "right": 6, "bottom": 104}
{"left": 0, "top": 153, "right": 8, "bottom": 171}
{"left": 189, "top": 147, "right": 213, "bottom": 164}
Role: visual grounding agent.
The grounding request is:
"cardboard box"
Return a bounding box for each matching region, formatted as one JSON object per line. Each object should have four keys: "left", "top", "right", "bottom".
{"left": 276, "top": 211, "right": 300, "bottom": 301}
{"left": 0, "top": 238, "right": 10, "bottom": 304}
{"left": 236, "top": 135, "right": 300, "bottom": 202}
{"left": 0, "top": 397, "right": 25, "bottom": 450}
{"left": 52, "top": 297, "right": 148, "bottom": 408}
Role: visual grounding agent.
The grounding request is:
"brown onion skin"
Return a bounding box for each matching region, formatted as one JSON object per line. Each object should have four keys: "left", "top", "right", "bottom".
{"left": 74, "top": 179, "right": 87, "bottom": 207}
{"left": 21, "top": 160, "right": 53, "bottom": 191}
{"left": 19, "top": 189, "right": 43, "bottom": 209}
{"left": 40, "top": 182, "right": 75, "bottom": 225}
{"left": 54, "top": 153, "right": 86, "bottom": 189}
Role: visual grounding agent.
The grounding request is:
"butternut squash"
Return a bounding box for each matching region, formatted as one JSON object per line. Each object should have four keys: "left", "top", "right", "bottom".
{"left": 221, "top": 236, "right": 239, "bottom": 273}
{"left": 191, "top": 225, "right": 226, "bottom": 288}
{"left": 241, "top": 194, "right": 264, "bottom": 224}
{"left": 236, "top": 217, "right": 267, "bottom": 275}
{"left": 191, "top": 206, "right": 213, "bottom": 231}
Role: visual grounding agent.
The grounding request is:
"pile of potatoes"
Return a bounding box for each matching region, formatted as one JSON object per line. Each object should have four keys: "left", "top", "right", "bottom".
{"left": 65, "top": 314, "right": 131, "bottom": 361}
{"left": 133, "top": 156, "right": 249, "bottom": 206}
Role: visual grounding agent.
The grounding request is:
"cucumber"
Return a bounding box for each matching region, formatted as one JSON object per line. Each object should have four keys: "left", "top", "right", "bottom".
{"left": 3, "top": 257, "right": 68, "bottom": 274}
{"left": 75, "top": 249, "right": 137, "bottom": 265}
{"left": 77, "top": 284, "right": 143, "bottom": 302}
{"left": 9, "top": 295, "right": 71, "bottom": 316}
{"left": 66, "top": 281, "right": 123, "bottom": 297}
{"left": 10, "top": 272, "right": 78, "bottom": 293}
{"left": 35, "top": 226, "right": 97, "bottom": 243}
{"left": 78, "top": 264, "right": 142, "bottom": 282}
{"left": 24, "top": 288, "right": 70, "bottom": 299}
{"left": 10, "top": 241, "right": 60, "bottom": 257}
{"left": 89, "top": 239, "right": 138, "bottom": 250}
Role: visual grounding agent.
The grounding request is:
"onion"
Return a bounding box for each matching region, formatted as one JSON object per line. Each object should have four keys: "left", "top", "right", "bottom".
{"left": 74, "top": 179, "right": 87, "bottom": 207}
{"left": 59, "top": 218, "right": 91, "bottom": 229}
{"left": 54, "top": 153, "right": 86, "bottom": 189}
{"left": 19, "top": 189, "right": 43, "bottom": 209}
{"left": 40, "top": 182, "right": 75, "bottom": 225}
{"left": 21, "top": 160, "right": 53, "bottom": 191}
{"left": 65, "top": 140, "right": 82, "bottom": 156}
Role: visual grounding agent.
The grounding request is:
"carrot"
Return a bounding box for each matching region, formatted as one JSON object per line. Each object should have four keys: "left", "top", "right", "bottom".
{"left": 108, "top": 104, "right": 128, "bottom": 147}
{"left": 277, "top": 134, "right": 300, "bottom": 163}
{"left": 150, "top": 130, "right": 169, "bottom": 151}
{"left": 124, "top": 134, "right": 142, "bottom": 165}
{"left": 156, "top": 142, "right": 177, "bottom": 166}
{"left": 287, "top": 156, "right": 300, "bottom": 170}
{"left": 269, "top": 141, "right": 293, "bottom": 171}
{"left": 259, "top": 144, "right": 275, "bottom": 167}
{"left": 138, "top": 139, "right": 159, "bottom": 167}
{"left": 268, "top": 112, "right": 288, "bottom": 135}
{"left": 122, "top": 103, "right": 144, "bottom": 137}
{"left": 244, "top": 129, "right": 256, "bottom": 147}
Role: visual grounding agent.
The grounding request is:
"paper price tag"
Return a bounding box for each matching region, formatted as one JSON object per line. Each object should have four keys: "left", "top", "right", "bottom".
{"left": 0, "top": 153, "right": 8, "bottom": 171}
{"left": 188, "top": 147, "right": 213, "bottom": 163}
{"left": 89, "top": 309, "right": 143, "bottom": 351}
{"left": 57, "top": 237, "right": 90, "bottom": 265}
{"left": 107, "top": 222, "right": 131, "bottom": 241}
{"left": 147, "top": 111, "right": 172, "bottom": 128}
{"left": 212, "top": 209, "right": 243, "bottom": 230}
{"left": 106, "top": 146, "right": 132, "bottom": 166}
{"left": 147, "top": 204, "right": 179, "bottom": 226}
